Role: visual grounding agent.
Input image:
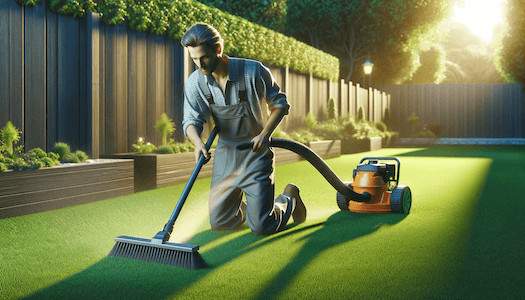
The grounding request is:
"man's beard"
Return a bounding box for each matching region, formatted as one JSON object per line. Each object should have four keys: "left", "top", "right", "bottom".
{"left": 200, "top": 57, "right": 220, "bottom": 75}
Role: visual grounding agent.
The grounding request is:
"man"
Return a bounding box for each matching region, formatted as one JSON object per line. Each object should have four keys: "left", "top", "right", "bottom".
{"left": 181, "top": 23, "right": 307, "bottom": 235}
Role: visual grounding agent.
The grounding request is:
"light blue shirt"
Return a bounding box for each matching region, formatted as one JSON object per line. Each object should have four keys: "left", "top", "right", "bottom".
{"left": 182, "top": 57, "right": 290, "bottom": 136}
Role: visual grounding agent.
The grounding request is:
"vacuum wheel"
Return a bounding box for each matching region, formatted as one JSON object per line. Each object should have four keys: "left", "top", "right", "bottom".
{"left": 390, "top": 185, "right": 412, "bottom": 214}
{"left": 336, "top": 191, "right": 350, "bottom": 211}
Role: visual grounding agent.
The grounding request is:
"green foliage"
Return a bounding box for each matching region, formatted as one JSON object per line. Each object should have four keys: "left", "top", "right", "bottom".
{"left": 62, "top": 152, "right": 80, "bottom": 163}
{"left": 304, "top": 112, "right": 317, "bottom": 130}
{"left": 52, "top": 142, "right": 71, "bottom": 160}
{"left": 49, "top": 0, "right": 96, "bottom": 17}
{"left": 272, "top": 127, "right": 290, "bottom": 139}
{"left": 375, "top": 121, "right": 388, "bottom": 132}
{"left": 17, "top": 0, "right": 40, "bottom": 7}
{"left": 287, "top": 0, "right": 451, "bottom": 83}
{"left": 75, "top": 150, "right": 89, "bottom": 162}
{"left": 407, "top": 112, "right": 421, "bottom": 136}
{"left": 197, "top": 0, "right": 287, "bottom": 32}
{"left": 327, "top": 98, "right": 336, "bottom": 119}
{"left": 48, "top": 152, "right": 60, "bottom": 161}
{"left": 409, "top": 45, "right": 446, "bottom": 83}
{"left": 0, "top": 121, "right": 21, "bottom": 156}
{"left": 127, "top": 0, "right": 152, "bottom": 32}
{"left": 496, "top": 0, "right": 525, "bottom": 83}
{"left": 27, "top": 148, "right": 47, "bottom": 160}
{"left": 131, "top": 137, "right": 157, "bottom": 154}
{"left": 9, "top": 157, "right": 31, "bottom": 171}
{"left": 289, "top": 129, "right": 320, "bottom": 145}
{"left": 357, "top": 107, "right": 364, "bottom": 121}
{"left": 167, "top": 140, "right": 194, "bottom": 153}
{"left": 155, "top": 113, "right": 175, "bottom": 146}
{"left": 97, "top": 0, "right": 127, "bottom": 25}
{"left": 157, "top": 145, "right": 175, "bottom": 154}
{"left": 0, "top": 162, "right": 7, "bottom": 172}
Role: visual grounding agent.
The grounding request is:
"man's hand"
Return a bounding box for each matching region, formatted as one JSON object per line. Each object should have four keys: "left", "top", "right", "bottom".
{"left": 194, "top": 141, "right": 210, "bottom": 163}
{"left": 250, "top": 132, "right": 270, "bottom": 152}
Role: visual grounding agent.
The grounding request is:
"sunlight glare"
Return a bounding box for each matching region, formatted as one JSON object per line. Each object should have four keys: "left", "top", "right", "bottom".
{"left": 453, "top": 0, "right": 505, "bottom": 43}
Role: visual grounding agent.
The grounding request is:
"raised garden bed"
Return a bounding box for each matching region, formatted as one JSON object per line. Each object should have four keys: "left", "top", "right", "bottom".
{"left": 341, "top": 137, "right": 382, "bottom": 154}
{"left": 105, "top": 153, "right": 215, "bottom": 192}
{"left": 0, "top": 159, "right": 134, "bottom": 218}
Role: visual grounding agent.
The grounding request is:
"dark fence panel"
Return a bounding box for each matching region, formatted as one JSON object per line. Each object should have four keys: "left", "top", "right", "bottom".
{"left": 386, "top": 84, "right": 525, "bottom": 138}
{"left": 0, "top": 1, "right": 89, "bottom": 152}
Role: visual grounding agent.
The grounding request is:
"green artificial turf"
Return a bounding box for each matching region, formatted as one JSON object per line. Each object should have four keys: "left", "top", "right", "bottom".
{"left": 1, "top": 146, "right": 524, "bottom": 299}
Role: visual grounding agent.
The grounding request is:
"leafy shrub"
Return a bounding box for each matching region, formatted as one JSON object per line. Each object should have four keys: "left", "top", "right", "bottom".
{"left": 426, "top": 123, "right": 442, "bottom": 137}
{"left": 407, "top": 112, "right": 421, "bottom": 136}
{"left": 62, "top": 152, "right": 80, "bottom": 163}
{"left": 40, "top": 157, "right": 59, "bottom": 167}
{"left": 157, "top": 145, "right": 175, "bottom": 154}
{"left": 127, "top": 0, "right": 152, "bottom": 32}
{"left": 52, "top": 142, "right": 71, "bottom": 160}
{"left": 357, "top": 107, "right": 364, "bottom": 121}
{"left": 97, "top": 0, "right": 127, "bottom": 25}
{"left": 289, "top": 129, "right": 320, "bottom": 145}
{"left": 155, "top": 113, "right": 176, "bottom": 146}
{"left": 327, "top": 98, "right": 336, "bottom": 119}
{"left": 75, "top": 150, "right": 89, "bottom": 162}
{"left": 0, "top": 121, "right": 21, "bottom": 156}
{"left": 375, "top": 121, "right": 388, "bottom": 132}
{"left": 49, "top": 0, "right": 95, "bottom": 17}
{"left": 312, "top": 120, "right": 343, "bottom": 140}
{"left": 9, "top": 157, "right": 31, "bottom": 171}
{"left": 48, "top": 152, "right": 60, "bottom": 161}
{"left": 131, "top": 137, "right": 157, "bottom": 154}
{"left": 0, "top": 162, "right": 7, "bottom": 172}
{"left": 304, "top": 113, "right": 317, "bottom": 130}
{"left": 17, "top": 0, "right": 39, "bottom": 7}
{"left": 272, "top": 127, "right": 290, "bottom": 139}
{"left": 27, "top": 148, "right": 47, "bottom": 160}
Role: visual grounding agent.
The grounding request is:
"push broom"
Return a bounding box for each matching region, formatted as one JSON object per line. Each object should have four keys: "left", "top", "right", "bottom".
{"left": 109, "top": 127, "right": 219, "bottom": 269}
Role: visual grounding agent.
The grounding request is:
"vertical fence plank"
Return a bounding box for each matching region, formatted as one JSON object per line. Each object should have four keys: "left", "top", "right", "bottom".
{"left": 46, "top": 8, "right": 58, "bottom": 151}
{"left": 24, "top": 1, "right": 47, "bottom": 150}
{"left": 1, "top": 1, "right": 25, "bottom": 139}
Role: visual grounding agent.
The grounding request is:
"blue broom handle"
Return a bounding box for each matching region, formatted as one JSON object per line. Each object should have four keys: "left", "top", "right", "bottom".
{"left": 163, "top": 127, "right": 218, "bottom": 233}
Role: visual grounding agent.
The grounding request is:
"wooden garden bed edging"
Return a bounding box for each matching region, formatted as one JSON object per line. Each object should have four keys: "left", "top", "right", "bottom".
{"left": 341, "top": 137, "right": 382, "bottom": 154}
{"left": 0, "top": 159, "right": 134, "bottom": 218}
{"left": 105, "top": 153, "right": 215, "bottom": 192}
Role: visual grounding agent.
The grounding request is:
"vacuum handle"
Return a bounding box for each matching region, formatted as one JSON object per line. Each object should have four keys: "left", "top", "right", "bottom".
{"left": 359, "top": 157, "right": 400, "bottom": 184}
{"left": 153, "top": 127, "right": 219, "bottom": 243}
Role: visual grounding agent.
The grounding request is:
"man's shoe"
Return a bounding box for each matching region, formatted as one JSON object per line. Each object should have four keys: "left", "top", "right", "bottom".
{"left": 283, "top": 184, "right": 306, "bottom": 224}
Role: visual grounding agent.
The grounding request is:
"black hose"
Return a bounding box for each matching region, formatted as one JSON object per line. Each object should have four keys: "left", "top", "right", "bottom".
{"left": 238, "top": 138, "right": 370, "bottom": 202}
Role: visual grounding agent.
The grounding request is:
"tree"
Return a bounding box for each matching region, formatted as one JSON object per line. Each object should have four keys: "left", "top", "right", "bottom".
{"left": 496, "top": 0, "right": 525, "bottom": 83}
{"left": 409, "top": 45, "right": 446, "bottom": 83}
{"left": 286, "top": 0, "right": 452, "bottom": 84}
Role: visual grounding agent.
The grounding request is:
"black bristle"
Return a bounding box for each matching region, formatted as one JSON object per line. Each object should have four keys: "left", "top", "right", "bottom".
{"left": 109, "top": 236, "right": 208, "bottom": 269}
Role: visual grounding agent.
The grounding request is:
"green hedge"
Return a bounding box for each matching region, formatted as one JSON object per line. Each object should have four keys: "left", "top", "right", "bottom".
{"left": 17, "top": 0, "right": 339, "bottom": 80}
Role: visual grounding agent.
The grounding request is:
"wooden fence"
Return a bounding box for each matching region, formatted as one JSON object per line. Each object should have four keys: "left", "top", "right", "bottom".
{"left": 385, "top": 84, "right": 525, "bottom": 138}
{"left": 0, "top": 2, "right": 391, "bottom": 157}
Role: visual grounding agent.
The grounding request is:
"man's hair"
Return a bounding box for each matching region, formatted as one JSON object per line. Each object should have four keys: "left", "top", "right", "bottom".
{"left": 181, "top": 23, "right": 223, "bottom": 51}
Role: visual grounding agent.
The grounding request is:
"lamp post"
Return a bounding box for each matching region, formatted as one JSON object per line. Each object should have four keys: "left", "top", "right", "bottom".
{"left": 363, "top": 58, "right": 374, "bottom": 88}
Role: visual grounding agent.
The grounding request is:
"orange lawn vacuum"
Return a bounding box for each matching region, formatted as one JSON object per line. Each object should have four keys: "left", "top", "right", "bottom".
{"left": 337, "top": 157, "right": 412, "bottom": 214}
{"left": 240, "top": 139, "right": 412, "bottom": 214}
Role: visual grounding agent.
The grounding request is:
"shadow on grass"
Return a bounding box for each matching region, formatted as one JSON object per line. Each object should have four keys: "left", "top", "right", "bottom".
{"left": 397, "top": 146, "right": 525, "bottom": 297}
{"left": 254, "top": 211, "right": 407, "bottom": 299}
{"left": 24, "top": 209, "right": 406, "bottom": 299}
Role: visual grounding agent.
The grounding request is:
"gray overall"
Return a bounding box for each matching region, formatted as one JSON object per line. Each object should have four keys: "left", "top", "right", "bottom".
{"left": 198, "top": 61, "right": 289, "bottom": 235}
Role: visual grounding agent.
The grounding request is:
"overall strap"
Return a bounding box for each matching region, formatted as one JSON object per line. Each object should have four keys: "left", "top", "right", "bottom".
{"left": 197, "top": 73, "right": 214, "bottom": 105}
{"left": 238, "top": 59, "right": 248, "bottom": 103}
